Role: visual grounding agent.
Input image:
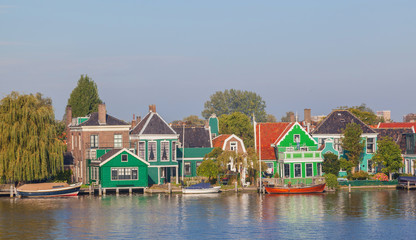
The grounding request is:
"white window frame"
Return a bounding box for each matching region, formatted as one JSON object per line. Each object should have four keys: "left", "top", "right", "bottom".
{"left": 111, "top": 167, "right": 138, "bottom": 181}
{"left": 171, "top": 141, "right": 177, "bottom": 161}
{"left": 184, "top": 162, "right": 191, "bottom": 175}
{"left": 114, "top": 134, "right": 122, "bottom": 148}
{"left": 284, "top": 164, "right": 290, "bottom": 178}
{"left": 90, "top": 134, "right": 99, "bottom": 148}
{"left": 293, "top": 134, "right": 300, "bottom": 143}
{"left": 138, "top": 141, "right": 146, "bottom": 159}
{"left": 294, "top": 163, "right": 302, "bottom": 178}
{"left": 306, "top": 163, "right": 313, "bottom": 177}
{"left": 366, "top": 138, "right": 375, "bottom": 154}
{"left": 300, "top": 147, "right": 308, "bottom": 151}
{"left": 147, "top": 141, "right": 157, "bottom": 162}
{"left": 160, "top": 141, "right": 170, "bottom": 161}
{"left": 286, "top": 147, "right": 294, "bottom": 152}
{"left": 317, "top": 162, "right": 322, "bottom": 176}
{"left": 230, "top": 141, "right": 238, "bottom": 152}
{"left": 121, "top": 154, "right": 128, "bottom": 162}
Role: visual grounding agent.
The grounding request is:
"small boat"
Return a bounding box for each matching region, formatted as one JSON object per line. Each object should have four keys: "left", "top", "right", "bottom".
{"left": 265, "top": 183, "right": 326, "bottom": 194}
{"left": 16, "top": 182, "right": 82, "bottom": 197}
{"left": 182, "top": 182, "right": 221, "bottom": 194}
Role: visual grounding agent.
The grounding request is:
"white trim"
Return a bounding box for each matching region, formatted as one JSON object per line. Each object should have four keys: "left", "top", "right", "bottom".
{"left": 137, "top": 112, "right": 178, "bottom": 136}
{"left": 279, "top": 158, "right": 323, "bottom": 163}
{"left": 99, "top": 148, "right": 150, "bottom": 167}
{"left": 222, "top": 134, "right": 247, "bottom": 153}
{"left": 110, "top": 167, "right": 139, "bottom": 181}
{"left": 275, "top": 122, "right": 317, "bottom": 146}
{"left": 177, "top": 158, "right": 204, "bottom": 161}
{"left": 130, "top": 134, "right": 179, "bottom": 141}
{"left": 148, "top": 165, "right": 178, "bottom": 168}
{"left": 72, "top": 126, "right": 130, "bottom": 132}
{"left": 160, "top": 140, "right": 170, "bottom": 161}
{"left": 305, "top": 163, "right": 313, "bottom": 177}
{"left": 147, "top": 141, "right": 157, "bottom": 162}
{"left": 294, "top": 163, "right": 302, "bottom": 178}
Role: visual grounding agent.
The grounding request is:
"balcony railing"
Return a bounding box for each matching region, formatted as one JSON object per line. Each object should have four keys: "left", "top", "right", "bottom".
{"left": 278, "top": 151, "right": 322, "bottom": 160}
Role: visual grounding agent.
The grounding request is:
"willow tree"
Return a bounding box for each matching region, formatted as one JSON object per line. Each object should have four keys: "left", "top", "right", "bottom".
{"left": 0, "top": 92, "right": 65, "bottom": 183}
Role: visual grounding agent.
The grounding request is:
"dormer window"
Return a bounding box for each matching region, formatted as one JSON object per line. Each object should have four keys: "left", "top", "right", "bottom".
{"left": 121, "top": 154, "right": 128, "bottom": 162}
{"left": 230, "top": 142, "right": 237, "bottom": 152}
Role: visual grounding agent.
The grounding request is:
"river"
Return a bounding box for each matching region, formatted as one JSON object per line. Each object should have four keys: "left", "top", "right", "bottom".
{"left": 1, "top": 189, "right": 416, "bottom": 239}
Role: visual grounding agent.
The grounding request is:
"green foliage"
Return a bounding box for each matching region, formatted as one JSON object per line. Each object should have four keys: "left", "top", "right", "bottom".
{"left": 202, "top": 89, "right": 267, "bottom": 122}
{"left": 216, "top": 151, "right": 239, "bottom": 173}
{"left": 219, "top": 112, "right": 254, "bottom": 148}
{"left": 338, "top": 104, "right": 379, "bottom": 125}
{"left": 53, "top": 170, "right": 72, "bottom": 183}
{"left": 351, "top": 170, "right": 370, "bottom": 180}
{"left": 323, "top": 152, "right": 340, "bottom": 176}
{"left": 204, "top": 147, "right": 224, "bottom": 159}
{"left": 372, "top": 136, "right": 403, "bottom": 179}
{"left": 280, "top": 111, "right": 294, "bottom": 122}
{"left": 341, "top": 122, "right": 364, "bottom": 166}
{"left": 67, "top": 74, "right": 102, "bottom": 118}
{"left": 171, "top": 115, "right": 206, "bottom": 127}
{"left": 196, "top": 160, "right": 220, "bottom": 180}
{"left": 324, "top": 173, "right": 339, "bottom": 189}
{"left": 0, "top": 92, "right": 65, "bottom": 183}
{"left": 340, "top": 157, "right": 355, "bottom": 176}
{"left": 266, "top": 114, "right": 277, "bottom": 122}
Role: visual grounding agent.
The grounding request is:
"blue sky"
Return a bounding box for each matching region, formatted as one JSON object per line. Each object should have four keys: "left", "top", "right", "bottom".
{"left": 1, "top": 1, "right": 415, "bottom": 122}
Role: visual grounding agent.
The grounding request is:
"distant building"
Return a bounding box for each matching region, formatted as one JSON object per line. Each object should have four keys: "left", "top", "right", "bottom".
{"left": 376, "top": 110, "right": 391, "bottom": 122}
{"left": 403, "top": 113, "right": 416, "bottom": 123}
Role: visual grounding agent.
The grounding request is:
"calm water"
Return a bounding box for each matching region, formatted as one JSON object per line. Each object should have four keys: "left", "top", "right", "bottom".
{"left": 1, "top": 190, "right": 416, "bottom": 239}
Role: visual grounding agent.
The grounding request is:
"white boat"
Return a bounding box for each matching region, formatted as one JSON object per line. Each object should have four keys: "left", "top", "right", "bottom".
{"left": 182, "top": 182, "right": 221, "bottom": 194}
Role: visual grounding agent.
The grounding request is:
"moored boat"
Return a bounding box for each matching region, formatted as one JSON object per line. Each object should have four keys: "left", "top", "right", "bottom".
{"left": 16, "top": 182, "right": 82, "bottom": 197}
{"left": 182, "top": 182, "right": 221, "bottom": 194}
{"left": 265, "top": 183, "right": 326, "bottom": 194}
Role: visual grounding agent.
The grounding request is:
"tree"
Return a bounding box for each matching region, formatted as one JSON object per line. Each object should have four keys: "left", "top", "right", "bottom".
{"left": 341, "top": 122, "right": 364, "bottom": 171}
{"left": 266, "top": 114, "right": 277, "bottom": 122}
{"left": 219, "top": 112, "right": 254, "bottom": 148}
{"left": 338, "top": 104, "right": 379, "bottom": 125}
{"left": 340, "top": 158, "right": 355, "bottom": 177}
{"left": 322, "top": 152, "right": 340, "bottom": 176}
{"left": 0, "top": 92, "right": 65, "bottom": 183}
{"left": 281, "top": 111, "right": 294, "bottom": 122}
{"left": 196, "top": 159, "right": 220, "bottom": 181}
{"left": 371, "top": 137, "right": 403, "bottom": 179}
{"left": 67, "top": 74, "right": 102, "bottom": 118}
{"left": 202, "top": 89, "right": 267, "bottom": 122}
{"left": 204, "top": 147, "right": 224, "bottom": 159}
{"left": 171, "top": 115, "right": 205, "bottom": 127}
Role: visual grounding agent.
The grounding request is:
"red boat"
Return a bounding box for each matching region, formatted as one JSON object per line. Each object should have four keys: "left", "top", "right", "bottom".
{"left": 265, "top": 183, "right": 326, "bottom": 194}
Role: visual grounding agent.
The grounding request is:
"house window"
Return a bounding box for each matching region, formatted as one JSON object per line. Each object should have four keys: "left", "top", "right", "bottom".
{"left": 284, "top": 164, "right": 290, "bottom": 178}
{"left": 91, "top": 167, "right": 99, "bottom": 181}
{"left": 368, "top": 160, "right": 373, "bottom": 173}
{"left": 196, "top": 162, "right": 202, "bottom": 169}
{"left": 185, "top": 162, "right": 191, "bottom": 175}
{"left": 318, "top": 138, "right": 326, "bottom": 149}
{"left": 230, "top": 142, "right": 238, "bottom": 152}
{"left": 367, "top": 138, "right": 375, "bottom": 153}
{"left": 90, "top": 135, "right": 99, "bottom": 148}
{"left": 111, "top": 167, "right": 138, "bottom": 180}
{"left": 161, "top": 141, "right": 169, "bottom": 161}
{"left": 306, "top": 163, "right": 313, "bottom": 177}
{"left": 294, "top": 164, "right": 302, "bottom": 178}
{"left": 78, "top": 135, "right": 81, "bottom": 150}
{"left": 148, "top": 141, "right": 157, "bottom": 161}
{"left": 121, "top": 154, "right": 128, "bottom": 162}
{"left": 138, "top": 142, "right": 145, "bottom": 159}
{"left": 294, "top": 135, "right": 300, "bottom": 143}
{"left": 286, "top": 147, "right": 294, "bottom": 152}
{"left": 114, "top": 134, "right": 122, "bottom": 148}
{"left": 171, "top": 141, "right": 176, "bottom": 161}
{"left": 334, "top": 138, "right": 342, "bottom": 152}
{"left": 300, "top": 147, "right": 308, "bottom": 151}
{"left": 317, "top": 163, "right": 322, "bottom": 176}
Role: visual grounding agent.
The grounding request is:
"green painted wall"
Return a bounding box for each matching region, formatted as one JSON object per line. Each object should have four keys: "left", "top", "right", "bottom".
{"left": 209, "top": 116, "right": 219, "bottom": 137}
{"left": 277, "top": 124, "right": 318, "bottom": 152}
{"left": 140, "top": 139, "right": 178, "bottom": 166}
{"left": 99, "top": 150, "right": 148, "bottom": 188}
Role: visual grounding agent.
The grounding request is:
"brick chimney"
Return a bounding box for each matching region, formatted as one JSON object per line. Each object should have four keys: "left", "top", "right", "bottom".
{"left": 131, "top": 114, "right": 136, "bottom": 129}
{"left": 98, "top": 103, "right": 106, "bottom": 125}
{"left": 137, "top": 116, "right": 141, "bottom": 123}
{"left": 304, "top": 109, "right": 311, "bottom": 124}
{"left": 149, "top": 104, "right": 156, "bottom": 113}
{"left": 290, "top": 112, "right": 295, "bottom": 122}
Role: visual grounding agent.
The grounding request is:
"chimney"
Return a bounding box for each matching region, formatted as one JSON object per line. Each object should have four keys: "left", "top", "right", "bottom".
{"left": 98, "top": 103, "right": 106, "bottom": 125}
{"left": 131, "top": 114, "right": 136, "bottom": 129}
{"left": 137, "top": 116, "right": 141, "bottom": 123}
{"left": 290, "top": 112, "right": 295, "bottom": 122}
{"left": 149, "top": 104, "right": 156, "bottom": 113}
{"left": 66, "top": 106, "right": 72, "bottom": 127}
{"left": 304, "top": 109, "right": 311, "bottom": 124}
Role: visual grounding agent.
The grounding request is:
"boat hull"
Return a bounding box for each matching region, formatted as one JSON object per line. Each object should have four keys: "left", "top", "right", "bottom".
{"left": 182, "top": 186, "right": 221, "bottom": 194}
{"left": 17, "top": 183, "right": 82, "bottom": 197}
{"left": 265, "top": 183, "right": 326, "bottom": 194}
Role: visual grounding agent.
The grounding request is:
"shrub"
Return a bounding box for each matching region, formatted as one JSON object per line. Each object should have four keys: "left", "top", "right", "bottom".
{"left": 373, "top": 173, "right": 388, "bottom": 181}
{"left": 325, "top": 173, "right": 339, "bottom": 189}
{"left": 351, "top": 170, "right": 369, "bottom": 180}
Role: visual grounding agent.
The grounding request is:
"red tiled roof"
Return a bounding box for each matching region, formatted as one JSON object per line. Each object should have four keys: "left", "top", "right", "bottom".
{"left": 255, "top": 122, "right": 293, "bottom": 160}
{"left": 212, "top": 134, "right": 232, "bottom": 149}
{"left": 376, "top": 122, "right": 416, "bottom": 130}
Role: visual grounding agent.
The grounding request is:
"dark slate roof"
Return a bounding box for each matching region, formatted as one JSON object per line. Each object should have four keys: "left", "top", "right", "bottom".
{"left": 172, "top": 127, "right": 211, "bottom": 148}
{"left": 130, "top": 112, "right": 176, "bottom": 135}
{"left": 312, "top": 110, "right": 376, "bottom": 134}
{"left": 373, "top": 128, "right": 413, "bottom": 153}
{"left": 79, "top": 112, "right": 129, "bottom": 126}
{"left": 97, "top": 149, "right": 122, "bottom": 162}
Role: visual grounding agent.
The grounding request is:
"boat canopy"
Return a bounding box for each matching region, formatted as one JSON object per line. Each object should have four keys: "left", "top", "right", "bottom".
{"left": 186, "top": 182, "right": 212, "bottom": 189}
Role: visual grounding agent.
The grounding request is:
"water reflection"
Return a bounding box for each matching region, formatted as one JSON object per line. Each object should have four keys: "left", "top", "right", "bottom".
{"left": 1, "top": 190, "right": 416, "bottom": 239}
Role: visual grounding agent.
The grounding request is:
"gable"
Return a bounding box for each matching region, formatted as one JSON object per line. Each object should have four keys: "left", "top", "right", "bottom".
{"left": 276, "top": 123, "right": 317, "bottom": 150}
{"left": 100, "top": 149, "right": 150, "bottom": 167}
{"left": 131, "top": 112, "right": 177, "bottom": 135}
{"left": 255, "top": 122, "right": 291, "bottom": 160}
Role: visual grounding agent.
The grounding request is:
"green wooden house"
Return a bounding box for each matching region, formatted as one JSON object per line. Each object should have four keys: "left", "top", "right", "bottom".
{"left": 130, "top": 105, "right": 180, "bottom": 185}
{"left": 89, "top": 148, "right": 149, "bottom": 189}
{"left": 256, "top": 122, "right": 323, "bottom": 183}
